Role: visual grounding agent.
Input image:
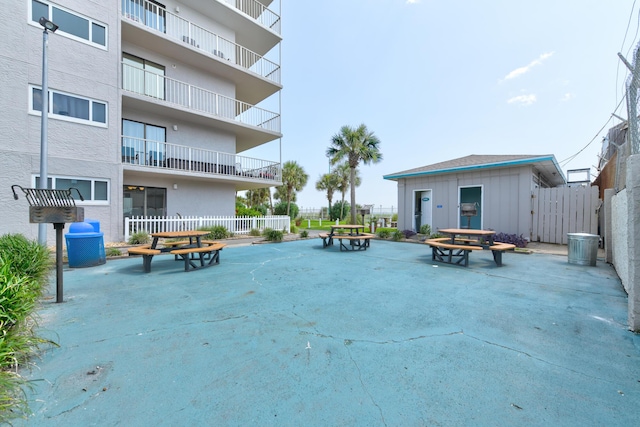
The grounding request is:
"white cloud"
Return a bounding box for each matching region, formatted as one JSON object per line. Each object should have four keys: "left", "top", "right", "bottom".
{"left": 502, "top": 52, "right": 554, "bottom": 81}
{"left": 560, "top": 93, "right": 573, "bottom": 102}
{"left": 406, "top": 0, "right": 420, "bottom": 3}
{"left": 507, "top": 94, "right": 537, "bottom": 106}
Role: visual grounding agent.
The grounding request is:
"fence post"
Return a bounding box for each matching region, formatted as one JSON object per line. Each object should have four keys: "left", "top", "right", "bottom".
{"left": 307, "top": 219, "right": 311, "bottom": 229}
{"left": 124, "top": 217, "right": 130, "bottom": 242}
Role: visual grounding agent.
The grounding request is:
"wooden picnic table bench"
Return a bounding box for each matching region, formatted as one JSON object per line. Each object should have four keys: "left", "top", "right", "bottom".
{"left": 127, "top": 247, "right": 162, "bottom": 273}
{"left": 127, "top": 231, "right": 223, "bottom": 273}
{"left": 425, "top": 237, "right": 515, "bottom": 267}
{"left": 170, "top": 243, "right": 226, "bottom": 272}
{"left": 320, "top": 232, "right": 375, "bottom": 251}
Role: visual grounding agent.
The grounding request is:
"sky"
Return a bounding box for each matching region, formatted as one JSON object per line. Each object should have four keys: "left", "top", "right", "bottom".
{"left": 245, "top": 0, "right": 639, "bottom": 212}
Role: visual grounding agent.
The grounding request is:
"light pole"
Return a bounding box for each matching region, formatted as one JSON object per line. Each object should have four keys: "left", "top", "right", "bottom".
{"left": 38, "top": 17, "right": 58, "bottom": 245}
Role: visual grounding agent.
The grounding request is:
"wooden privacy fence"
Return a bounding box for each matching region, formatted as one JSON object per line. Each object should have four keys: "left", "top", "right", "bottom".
{"left": 124, "top": 215, "right": 290, "bottom": 242}
{"left": 531, "top": 186, "right": 600, "bottom": 244}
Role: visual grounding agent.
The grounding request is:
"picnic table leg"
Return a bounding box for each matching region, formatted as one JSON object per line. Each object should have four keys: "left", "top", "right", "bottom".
{"left": 142, "top": 255, "right": 153, "bottom": 273}
{"left": 492, "top": 250, "right": 503, "bottom": 266}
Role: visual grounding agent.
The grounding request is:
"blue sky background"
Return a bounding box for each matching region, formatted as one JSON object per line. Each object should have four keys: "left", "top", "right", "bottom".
{"left": 247, "top": 0, "right": 638, "bottom": 211}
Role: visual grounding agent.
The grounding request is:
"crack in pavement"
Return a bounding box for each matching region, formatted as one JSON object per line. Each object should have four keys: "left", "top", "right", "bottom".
{"left": 462, "top": 332, "right": 615, "bottom": 383}
{"left": 343, "top": 340, "right": 388, "bottom": 427}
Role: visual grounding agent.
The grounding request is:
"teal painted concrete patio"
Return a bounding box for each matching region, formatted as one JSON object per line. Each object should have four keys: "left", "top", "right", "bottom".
{"left": 19, "top": 239, "right": 640, "bottom": 426}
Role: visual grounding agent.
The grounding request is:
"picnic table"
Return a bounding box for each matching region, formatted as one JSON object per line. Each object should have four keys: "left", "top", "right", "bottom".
{"left": 425, "top": 228, "right": 514, "bottom": 267}
{"left": 319, "top": 224, "right": 375, "bottom": 251}
{"left": 127, "top": 230, "right": 225, "bottom": 272}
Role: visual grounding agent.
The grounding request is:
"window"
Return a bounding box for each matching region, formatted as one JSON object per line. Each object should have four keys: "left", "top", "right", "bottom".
{"left": 34, "top": 175, "right": 110, "bottom": 204}
{"left": 123, "top": 186, "right": 166, "bottom": 217}
{"left": 122, "top": 119, "right": 166, "bottom": 165}
{"left": 30, "top": 86, "right": 107, "bottom": 126}
{"left": 122, "top": 53, "right": 165, "bottom": 100}
{"left": 31, "top": 0, "right": 107, "bottom": 48}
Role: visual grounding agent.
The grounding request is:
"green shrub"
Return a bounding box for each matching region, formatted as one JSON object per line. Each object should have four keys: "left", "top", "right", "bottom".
{"left": 249, "top": 228, "right": 262, "bottom": 237}
{"left": 0, "top": 234, "right": 51, "bottom": 287}
{"left": 0, "top": 234, "right": 55, "bottom": 423}
{"left": 290, "top": 225, "right": 298, "bottom": 234}
{"left": 419, "top": 224, "right": 431, "bottom": 235}
{"left": 273, "top": 202, "right": 299, "bottom": 219}
{"left": 299, "top": 230, "right": 309, "bottom": 238}
{"left": 128, "top": 231, "right": 150, "bottom": 245}
{"left": 236, "top": 205, "right": 263, "bottom": 217}
{"left": 198, "top": 225, "right": 229, "bottom": 240}
{"left": 106, "top": 247, "right": 122, "bottom": 257}
{"left": 262, "top": 228, "right": 284, "bottom": 242}
{"left": 391, "top": 230, "right": 404, "bottom": 241}
{"left": 376, "top": 229, "right": 391, "bottom": 239}
{"left": 330, "top": 201, "right": 350, "bottom": 221}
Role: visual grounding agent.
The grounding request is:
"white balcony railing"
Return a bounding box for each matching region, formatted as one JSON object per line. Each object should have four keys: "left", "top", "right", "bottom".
{"left": 122, "top": 62, "right": 280, "bottom": 132}
{"left": 217, "top": 0, "right": 281, "bottom": 34}
{"left": 122, "top": 0, "right": 281, "bottom": 84}
{"left": 121, "top": 136, "right": 281, "bottom": 182}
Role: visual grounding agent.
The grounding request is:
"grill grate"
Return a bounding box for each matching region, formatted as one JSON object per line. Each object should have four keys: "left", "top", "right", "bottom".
{"left": 12, "top": 185, "right": 83, "bottom": 207}
{"left": 12, "top": 185, "right": 85, "bottom": 224}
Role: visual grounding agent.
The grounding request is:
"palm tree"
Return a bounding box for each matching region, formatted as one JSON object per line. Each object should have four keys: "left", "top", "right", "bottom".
{"left": 333, "top": 162, "right": 360, "bottom": 220}
{"left": 279, "top": 161, "right": 309, "bottom": 216}
{"left": 327, "top": 124, "right": 382, "bottom": 224}
{"left": 246, "top": 188, "right": 271, "bottom": 210}
{"left": 315, "top": 173, "right": 338, "bottom": 219}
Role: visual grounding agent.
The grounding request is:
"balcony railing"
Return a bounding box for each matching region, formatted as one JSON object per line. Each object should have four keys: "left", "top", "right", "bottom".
{"left": 122, "top": 62, "right": 280, "bottom": 132}
{"left": 217, "top": 0, "right": 281, "bottom": 34}
{"left": 121, "top": 137, "right": 281, "bottom": 183}
{"left": 122, "top": 0, "right": 281, "bottom": 84}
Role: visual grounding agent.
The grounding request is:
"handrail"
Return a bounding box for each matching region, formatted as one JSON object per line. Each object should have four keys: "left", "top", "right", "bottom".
{"left": 217, "top": 0, "right": 281, "bottom": 34}
{"left": 122, "top": 62, "right": 280, "bottom": 132}
{"left": 121, "top": 136, "right": 281, "bottom": 182}
{"left": 121, "top": 0, "right": 281, "bottom": 84}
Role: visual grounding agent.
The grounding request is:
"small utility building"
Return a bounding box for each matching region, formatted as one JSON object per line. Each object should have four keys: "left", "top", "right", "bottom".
{"left": 383, "top": 155, "right": 566, "bottom": 236}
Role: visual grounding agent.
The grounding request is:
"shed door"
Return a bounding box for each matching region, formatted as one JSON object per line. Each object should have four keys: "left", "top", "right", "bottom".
{"left": 414, "top": 190, "right": 432, "bottom": 232}
{"left": 459, "top": 186, "right": 482, "bottom": 229}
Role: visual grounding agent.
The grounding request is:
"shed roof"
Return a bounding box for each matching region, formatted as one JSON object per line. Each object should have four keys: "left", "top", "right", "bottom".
{"left": 383, "top": 154, "right": 566, "bottom": 186}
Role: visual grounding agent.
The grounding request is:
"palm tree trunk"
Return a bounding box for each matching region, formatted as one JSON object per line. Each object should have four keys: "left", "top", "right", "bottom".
{"left": 350, "top": 167, "right": 357, "bottom": 224}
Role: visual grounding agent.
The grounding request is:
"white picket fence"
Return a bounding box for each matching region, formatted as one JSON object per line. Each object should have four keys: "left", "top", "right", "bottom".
{"left": 124, "top": 215, "right": 290, "bottom": 241}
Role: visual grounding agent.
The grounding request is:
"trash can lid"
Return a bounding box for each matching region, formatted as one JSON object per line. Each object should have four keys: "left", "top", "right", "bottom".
{"left": 85, "top": 218, "right": 100, "bottom": 233}
{"left": 68, "top": 221, "right": 95, "bottom": 234}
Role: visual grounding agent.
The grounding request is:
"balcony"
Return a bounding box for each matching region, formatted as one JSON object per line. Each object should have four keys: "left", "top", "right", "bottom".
{"left": 121, "top": 0, "right": 281, "bottom": 104}
{"left": 122, "top": 137, "right": 282, "bottom": 189}
{"left": 122, "top": 62, "right": 281, "bottom": 151}
{"left": 217, "top": 0, "right": 281, "bottom": 34}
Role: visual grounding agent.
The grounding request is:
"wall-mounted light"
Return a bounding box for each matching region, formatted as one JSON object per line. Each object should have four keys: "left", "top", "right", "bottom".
{"left": 175, "top": 6, "right": 180, "bottom": 13}
{"left": 173, "top": 183, "right": 178, "bottom": 190}
{"left": 172, "top": 125, "right": 178, "bottom": 131}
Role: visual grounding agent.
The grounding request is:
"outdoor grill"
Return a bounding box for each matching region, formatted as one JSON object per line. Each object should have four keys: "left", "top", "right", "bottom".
{"left": 359, "top": 205, "right": 373, "bottom": 228}
{"left": 12, "top": 185, "right": 84, "bottom": 303}
{"left": 460, "top": 202, "right": 478, "bottom": 229}
{"left": 11, "top": 186, "right": 85, "bottom": 223}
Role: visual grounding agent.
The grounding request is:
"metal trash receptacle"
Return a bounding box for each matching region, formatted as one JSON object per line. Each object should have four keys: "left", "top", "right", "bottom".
{"left": 65, "top": 220, "right": 106, "bottom": 268}
{"left": 567, "top": 233, "right": 599, "bottom": 266}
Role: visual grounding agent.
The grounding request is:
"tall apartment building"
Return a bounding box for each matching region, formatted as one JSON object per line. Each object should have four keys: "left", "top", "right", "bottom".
{"left": 0, "top": 0, "right": 282, "bottom": 244}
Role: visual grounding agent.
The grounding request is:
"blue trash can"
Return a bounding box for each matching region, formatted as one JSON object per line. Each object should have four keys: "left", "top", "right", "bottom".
{"left": 65, "top": 220, "right": 106, "bottom": 268}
